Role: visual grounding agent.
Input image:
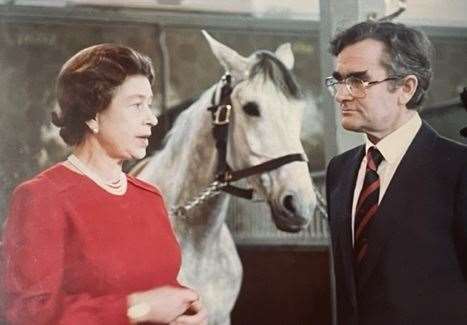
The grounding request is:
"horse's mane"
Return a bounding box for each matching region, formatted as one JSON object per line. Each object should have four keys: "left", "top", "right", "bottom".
{"left": 250, "top": 51, "right": 303, "bottom": 100}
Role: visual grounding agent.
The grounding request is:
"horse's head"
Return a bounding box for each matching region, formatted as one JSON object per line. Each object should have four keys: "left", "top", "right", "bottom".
{"left": 203, "top": 31, "right": 317, "bottom": 232}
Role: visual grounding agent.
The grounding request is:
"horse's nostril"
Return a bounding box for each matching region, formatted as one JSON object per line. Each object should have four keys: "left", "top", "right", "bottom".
{"left": 283, "top": 195, "right": 296, "bottom": 214}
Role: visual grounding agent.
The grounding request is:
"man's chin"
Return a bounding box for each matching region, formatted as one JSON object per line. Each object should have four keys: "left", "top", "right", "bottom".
{"left": 341, "top": 120, "right": 361, "bottom": 132}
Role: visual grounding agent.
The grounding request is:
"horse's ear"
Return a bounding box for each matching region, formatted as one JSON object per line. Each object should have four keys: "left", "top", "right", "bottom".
{"left": 275, "top": 43, "right": 294, "bottom": 70}
{"left": 202, "top": 30, "right": 249, "bottom": 79}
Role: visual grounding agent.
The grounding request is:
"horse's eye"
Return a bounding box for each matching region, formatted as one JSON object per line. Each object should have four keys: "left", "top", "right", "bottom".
{"left": 242, "top": 102, "right": 260, "bottom": 117}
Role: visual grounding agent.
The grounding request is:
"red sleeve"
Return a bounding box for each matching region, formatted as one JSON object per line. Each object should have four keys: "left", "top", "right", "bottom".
{"left": 1, "top": 181, "right": 131, "bottom": 325}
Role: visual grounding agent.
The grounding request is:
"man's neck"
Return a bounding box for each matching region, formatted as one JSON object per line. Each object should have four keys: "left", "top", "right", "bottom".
{"left": 367, "top": 109, "right": 416, "bottom": 144}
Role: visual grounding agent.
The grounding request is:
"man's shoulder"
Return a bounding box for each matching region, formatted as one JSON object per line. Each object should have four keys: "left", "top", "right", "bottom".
{"left": 435, "top": 135, "right": 467, "bottom": 153}
{"left": 419, "top": 121, "right": 467, "bottom": 154}
{"left": 434, "top": 136, "right": 467, "bottom": 168}
{"left": 329, "top": 145, "right": 364, "bottom": 168}
{"left": 326, "top": 145, "right": 364, "bottom": 185}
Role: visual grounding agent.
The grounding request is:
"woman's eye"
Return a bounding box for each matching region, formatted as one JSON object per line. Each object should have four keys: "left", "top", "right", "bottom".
{"left": 242, "top": 101, "right": 260, "bottom": 117}
{"left": 132, "top": 103, "right": 143, "bottom": 110}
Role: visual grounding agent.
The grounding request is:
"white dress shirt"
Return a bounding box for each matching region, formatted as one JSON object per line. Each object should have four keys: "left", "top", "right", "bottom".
{"left": 351, "top": 112, "right": 422, "bottom": 245}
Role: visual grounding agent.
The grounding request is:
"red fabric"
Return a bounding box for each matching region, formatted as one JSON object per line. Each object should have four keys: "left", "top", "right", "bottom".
{"left": 1, "top": 164, "right": 181, "bottom": 325}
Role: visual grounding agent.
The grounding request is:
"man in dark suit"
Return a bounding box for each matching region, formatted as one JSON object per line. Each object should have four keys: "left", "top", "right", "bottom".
{"left": 325, "top": 21, "right": 467, "bottom": 325}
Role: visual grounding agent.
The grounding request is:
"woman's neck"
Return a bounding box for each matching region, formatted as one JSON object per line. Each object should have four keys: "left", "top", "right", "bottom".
{"left": 72, "top": 140, "right": 123, "bottom": 182}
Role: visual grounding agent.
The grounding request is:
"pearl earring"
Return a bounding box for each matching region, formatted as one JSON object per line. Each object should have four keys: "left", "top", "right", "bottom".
{"left": 90, "top": 126, "right": 98, "bottom": 134}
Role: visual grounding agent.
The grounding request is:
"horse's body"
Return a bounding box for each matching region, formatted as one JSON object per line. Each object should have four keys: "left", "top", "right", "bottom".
{"left": 135, "top": 32, "right": 317, "bottom": 324}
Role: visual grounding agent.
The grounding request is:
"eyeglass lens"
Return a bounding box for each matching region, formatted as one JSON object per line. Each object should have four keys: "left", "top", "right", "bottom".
{"left": 327, "top": 77, "right": 365, "bottom": 97}
{"left": 346, "top": 77, "right": 365, "bottom": 97}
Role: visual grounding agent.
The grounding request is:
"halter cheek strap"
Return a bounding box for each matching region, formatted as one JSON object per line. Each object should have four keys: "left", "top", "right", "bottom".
{"left": 207, "top": 73, "right": 306, "bottom": 200}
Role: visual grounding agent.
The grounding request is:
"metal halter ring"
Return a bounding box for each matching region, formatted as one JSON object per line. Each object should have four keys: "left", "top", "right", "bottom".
{"left": 212, "top": 104, "right": 232, "bottom": 125}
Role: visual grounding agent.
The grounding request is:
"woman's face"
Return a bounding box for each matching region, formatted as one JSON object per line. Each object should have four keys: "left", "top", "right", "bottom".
{"left": 94, "top": 74, "right": 157, "bottom": 161}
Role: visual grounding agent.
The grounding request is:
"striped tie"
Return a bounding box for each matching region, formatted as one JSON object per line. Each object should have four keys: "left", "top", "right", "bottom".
{"left": 354, "top": 146, "right": 384, "bottom": 267}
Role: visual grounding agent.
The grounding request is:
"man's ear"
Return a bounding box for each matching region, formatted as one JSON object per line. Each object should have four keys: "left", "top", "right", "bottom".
{"left": 398, "top": 75, "right": 418, "bottom": 106}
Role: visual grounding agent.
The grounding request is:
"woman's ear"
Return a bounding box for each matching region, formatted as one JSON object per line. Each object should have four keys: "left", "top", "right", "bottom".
{"left": 398, "top": 75, "right": 418, "bottom": 106}
{"left": 85, "top": 118, "right": 99, "bottom": 134}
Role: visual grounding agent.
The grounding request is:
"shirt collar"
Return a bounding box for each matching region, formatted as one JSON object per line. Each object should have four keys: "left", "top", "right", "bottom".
{"left": 365, "top": 112, "right": 422, "bottom": 164}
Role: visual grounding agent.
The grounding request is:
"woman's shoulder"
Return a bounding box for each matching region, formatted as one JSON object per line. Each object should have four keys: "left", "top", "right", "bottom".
{"left": 13, "top": 163, "right": 76, "bottom": 197}
{"left": 126, "top": 175, "right": 163, "bottom": 197}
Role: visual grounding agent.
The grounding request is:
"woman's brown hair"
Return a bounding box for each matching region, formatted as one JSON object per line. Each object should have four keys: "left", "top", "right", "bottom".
{"left": 52, "top": 44, "right": 155, "bottom": 145}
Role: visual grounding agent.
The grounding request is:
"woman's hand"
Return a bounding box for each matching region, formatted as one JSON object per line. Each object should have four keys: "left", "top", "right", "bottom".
{"left": 169, "top": 300, "right": 208, "bottom": 325}
{"left": 127, "top": 286, "right": 198, "bottom": 323}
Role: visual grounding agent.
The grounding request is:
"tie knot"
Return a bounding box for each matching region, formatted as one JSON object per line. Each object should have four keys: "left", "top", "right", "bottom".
{"left": 367, "top": 146, "right": 384, "bottom": 171}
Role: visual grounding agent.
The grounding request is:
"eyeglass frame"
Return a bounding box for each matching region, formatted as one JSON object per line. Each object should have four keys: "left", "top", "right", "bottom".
{"left": 324, "top": 75, "right": 402, "bottom": 98}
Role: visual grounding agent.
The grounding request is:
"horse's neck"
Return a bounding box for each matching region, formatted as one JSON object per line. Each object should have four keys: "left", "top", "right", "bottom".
{"left": 141, "top": 88, "right": 230, "bottom": 241}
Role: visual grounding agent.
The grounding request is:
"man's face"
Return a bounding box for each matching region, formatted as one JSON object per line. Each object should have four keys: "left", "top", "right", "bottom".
{"left": 334, "top": 38, "right": 408, "bottom": 142}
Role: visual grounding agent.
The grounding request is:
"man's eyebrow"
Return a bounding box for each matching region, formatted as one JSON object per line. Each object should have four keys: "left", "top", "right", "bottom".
{"left": 332, "top": 71, "right": 342, "bottom": 80}
{"left": 332, "top": 70, "right": 369, "bottom": 81}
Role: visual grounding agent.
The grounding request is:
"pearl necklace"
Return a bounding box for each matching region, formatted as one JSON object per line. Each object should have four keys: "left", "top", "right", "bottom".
{"left": 67, "top": 154, "right": 127, "bottom": 195}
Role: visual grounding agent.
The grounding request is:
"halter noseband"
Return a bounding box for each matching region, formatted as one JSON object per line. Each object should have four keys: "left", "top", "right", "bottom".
{"left": 207, "top": 73, "right": 307, "bottom": 200}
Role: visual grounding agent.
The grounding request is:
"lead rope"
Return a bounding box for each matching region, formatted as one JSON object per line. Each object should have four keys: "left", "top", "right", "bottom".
{"left": 170, "top": 180, "right": 228, "bottom": 219}
{"left": 171, "top": 180, "right": 328, "bottom": 221}
{"left": 313, "top": 184, "right": 328, "bottom": 220}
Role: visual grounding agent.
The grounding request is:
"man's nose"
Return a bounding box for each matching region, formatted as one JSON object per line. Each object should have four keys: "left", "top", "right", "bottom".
{"left": 335, "top": 84, "right": 353, "bottom": 103}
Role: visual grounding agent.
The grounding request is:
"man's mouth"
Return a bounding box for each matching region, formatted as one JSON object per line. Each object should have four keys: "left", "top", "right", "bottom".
{"left": 341, "top": 106, "right": 357, "bottom": 114}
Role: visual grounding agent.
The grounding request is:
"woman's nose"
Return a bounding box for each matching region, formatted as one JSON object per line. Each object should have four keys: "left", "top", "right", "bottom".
{"left": 146, "top": 109, "right": 158, "bottom": 126}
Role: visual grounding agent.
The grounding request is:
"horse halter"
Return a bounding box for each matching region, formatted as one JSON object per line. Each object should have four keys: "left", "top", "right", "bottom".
{"left": 171, "top": 73, "right": 327, "bottom": 219}
{"left": 207, "top": 73, "right": 307, "bottom": 200}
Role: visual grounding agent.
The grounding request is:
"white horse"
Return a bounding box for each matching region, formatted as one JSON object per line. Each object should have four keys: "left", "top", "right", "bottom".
{"left": 134, "top": 32, "right": 318, "bottom": 325}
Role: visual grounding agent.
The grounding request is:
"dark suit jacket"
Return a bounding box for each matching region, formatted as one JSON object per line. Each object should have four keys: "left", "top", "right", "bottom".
{"left": 326, "top": 122, "right": 467, "bottom": 325}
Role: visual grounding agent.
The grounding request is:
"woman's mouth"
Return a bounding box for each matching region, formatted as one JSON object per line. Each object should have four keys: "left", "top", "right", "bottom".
{"left": 136, "top": 136, "right": 150, "bottom": 147}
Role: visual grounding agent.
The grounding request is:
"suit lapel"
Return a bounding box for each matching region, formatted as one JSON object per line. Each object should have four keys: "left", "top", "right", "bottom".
{"left": 331, "top": 145, "right": 365, "bottom": 306}
{"left": 357, "top": 123, "right": 438, "bottom": 291}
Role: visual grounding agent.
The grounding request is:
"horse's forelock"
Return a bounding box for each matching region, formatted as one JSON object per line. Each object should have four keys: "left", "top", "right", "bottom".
{"left": 249, "top": 51, "right": 303, "bottom": 100}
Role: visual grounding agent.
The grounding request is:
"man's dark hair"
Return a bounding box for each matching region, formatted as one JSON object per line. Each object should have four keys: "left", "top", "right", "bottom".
{"left": 330, "top": 21, "right": 433, "bottom": 109}
{"left": 52, "top": 44, "right": 155, "bottom": 145}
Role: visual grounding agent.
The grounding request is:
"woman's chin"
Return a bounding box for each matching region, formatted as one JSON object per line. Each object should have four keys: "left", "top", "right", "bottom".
{"left": 131, "top": 148, "right": 148, "bottom": 160}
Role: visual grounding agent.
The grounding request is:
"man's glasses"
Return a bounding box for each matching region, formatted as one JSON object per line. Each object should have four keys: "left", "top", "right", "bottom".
{"left": 324, "top": 76, "right": 401, "bottom": 98}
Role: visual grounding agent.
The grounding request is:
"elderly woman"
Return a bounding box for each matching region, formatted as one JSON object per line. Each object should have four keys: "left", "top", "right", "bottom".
{"left": 2, "top": 44, "right": 207, "bottom": 325}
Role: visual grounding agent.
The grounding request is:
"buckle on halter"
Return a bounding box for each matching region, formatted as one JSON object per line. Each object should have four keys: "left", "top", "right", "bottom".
{"left": 213, "top": 104, "right": 231, "bottom": 125}
{"left": 217, "top": 170, "right": 233, "bottom": 182}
